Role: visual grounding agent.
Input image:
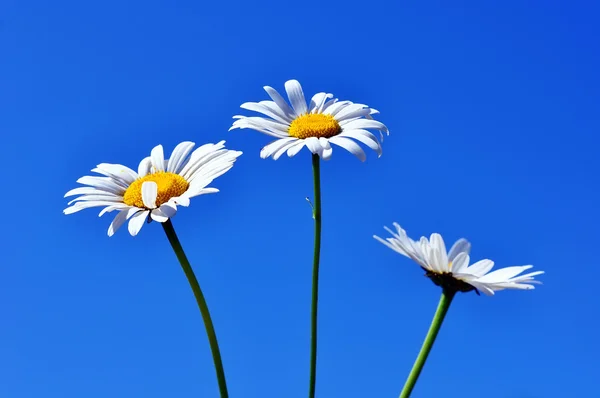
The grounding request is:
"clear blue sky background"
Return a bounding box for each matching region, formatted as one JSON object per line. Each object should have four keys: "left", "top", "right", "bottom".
{"left": 1, "top": 1, "right": 599, "bottom": 397}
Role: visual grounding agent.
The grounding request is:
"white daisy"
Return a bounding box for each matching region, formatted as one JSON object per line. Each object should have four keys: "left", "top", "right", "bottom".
{"left": 229, "top": 79, "right": 389, "bottom": 161}
{"left": 374, "top": 223, "right": 544, "bottom": 296}
{"left": 64, "top": 141, "right": 242, "bottom": 237}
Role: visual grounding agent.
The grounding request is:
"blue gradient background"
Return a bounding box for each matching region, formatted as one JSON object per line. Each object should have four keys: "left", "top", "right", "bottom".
{"left": 1, "top": 1, "right": 599, "bottom": 397}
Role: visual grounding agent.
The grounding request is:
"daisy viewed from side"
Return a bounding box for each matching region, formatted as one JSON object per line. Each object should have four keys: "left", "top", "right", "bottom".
{"left": 229, "top": 79, "right": 389, "bottom": 161}
{"left": 376, "top": 223, "right": 545, "bottom": 397}
{"left": 64, "top": 141, "right": 242, "bottom": 236}
{"left": 374, "top": 223, "right": 544, "bottom": 296}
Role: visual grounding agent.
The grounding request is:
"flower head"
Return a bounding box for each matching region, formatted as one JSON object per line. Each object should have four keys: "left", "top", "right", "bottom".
{"left": 64, "top": 141, "right": 242, "bottom": 236}
{"left": 374, "top": 223, "right": 544, "bottom": 296}
{"left": 229, "top": 79, "right": 389, "bottom": 161}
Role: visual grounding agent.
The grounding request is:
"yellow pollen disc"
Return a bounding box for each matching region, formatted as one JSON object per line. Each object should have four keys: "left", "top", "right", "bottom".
{"left": 123, "top": 172, "right": 189, "bottom": 208}
{"left": 288, "top": 113, "right": 341, "bottom": 139}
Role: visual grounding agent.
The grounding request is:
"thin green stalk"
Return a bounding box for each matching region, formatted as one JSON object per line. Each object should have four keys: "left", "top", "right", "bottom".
{"left": 162, "top": 219, "right": 228, "bottom": 398}
{"left": 308, "top": 154, "right": 322, "bottom": 398}
{"left": 399, "top": 289, "right": 456, "bottom": 398}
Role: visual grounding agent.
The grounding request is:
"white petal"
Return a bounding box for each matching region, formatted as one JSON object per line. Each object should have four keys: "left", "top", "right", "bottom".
{"left": 107, "top": 208, "right": 138, "bottom": 237}
{"left": 141, "top": 181, "right": 158, "bottom": 209}
{"left": 284, "top": 79, "right": 307, "bottom": 116}
{"left": 150, "top": 145, "right": 165, "bottom": 172}
{"left": 304, "top": 137, "right": 324, "bottom": 156}
{"left": 151, "top": 203, "right": 177, "bottom": 222}
{"left": 188, "top": 162, "right": 234, "bottom": 186}
{"left": 286, "top": 140, "right": 306, "bottom": 157}
{"left": 167, "top": 141, "right": 195, "bottom": 174}
{"left": 340, "top": 118, "right": 389, "bottom": 134}
{"left": 339, "top": 129, "right": 382, "bottom": 157}
{"left": 185, "top": 150, "right": 242, "bottom": 184}
{"left": 319, "top": 138, "right": 333, "bottom": 160}
{"left": 181, "top": 143, "right": 241, "bottom": 182}
{"left": 273, "top": 139, "right": 302, "bottom": 160}
{"left": 260, "top": 137, "right": 298, "bottom": 159}
{"left": 323, "top": 100, "right": 352, "bottom": 116}
{"left": 241, "top": 102, "right": 291, "bottom": 124}
{"left": 93, "top": 163, "right": 138, "bottom": 184}
{"left": 173, "top": 196, "right": 190, "bottom": 207}
{"left": 477, "top": 265, "right": 535, "bottom": 283}
{"left": 488, "top": 282, "right": 536, "bottom": 291}
{"left": 448, "top": 239, "right": 471, "bottom": 261}
{"left": 138, "top": 156, "right": 152, "bottom": 177}
{"left": 507, "top": 270, "right": 545, "bottom": 282}
{"left": 76, "top": 176, "right": 126, "bottom": 195}
{"left": 424, "top": 244, "right": 441, "bottom": 273}
{"left": 375, "top": 235, "right": 412, "bottom": 260}
{"left": 64, "top": 187, "right": 104, "bottom": 197}
{"left": 180, "top": 142, "right": 223, "bottom": 178}
{"left": 184, "top": 187, "right": 219, "bottom": 199}
{"left": 64, "top": 200, "right": 126, "bottom": 215}
{"left": 229, "top": 117, "right": 290, "bottom": 138}
{"left": 466, "top": 281, "right": 496, "bottom": 296}
{"left": 263, "top": 85, "right": 296, "bottom": 119}
{"left": 309, "top": 92, "right": 332, "bottom": 113}
{"left": 127, "top": 210, "right": 149, "bottom": 236}
{"left": 258, "top": 100, "right": 295, "bottom": 122}
{"left": 334, "top": 104, "right": 371, "bottom": 121}
{"left": 374, "top": 224, "right": 429, "bottom": 269}
{"left": 98, "top": 203, "right": 131, "bottom": 217}
{"left": 68, "top": 194, "right": 123, "bottom": 206}
{"left": 188, "top": 155, "right": 241, "bottom": 186}
{"left": 86, "top": 172, "right": 127, "bottom": 190}
{"left": 465, "top": 259, "right": 495, "bottom": 277}
{"left": 319, "top": 98, "right": 337, "bottom": 113}
{"left": 450, "top": 252, "right": 470, "bottom": 274}
{"left": 430, "top": 233, "right": 449, "bottom": 272}
{"left": 329, "top": 136, "right": 366, "bottom": 162}
{"left": 319, "top": 137, "right": 331, "bottom": 150}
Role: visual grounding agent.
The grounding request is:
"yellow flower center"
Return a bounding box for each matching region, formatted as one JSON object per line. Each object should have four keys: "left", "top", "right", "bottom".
{"left": 123, "top": 172, "right": 189, "bottom": 208}
{"left": 288, "top": 113, "right": 341, "bottom": 139}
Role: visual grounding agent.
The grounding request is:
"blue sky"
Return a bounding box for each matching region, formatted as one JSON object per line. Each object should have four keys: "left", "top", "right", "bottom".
{"left": 1, "top": 1, "right": 599, "bottom": 397}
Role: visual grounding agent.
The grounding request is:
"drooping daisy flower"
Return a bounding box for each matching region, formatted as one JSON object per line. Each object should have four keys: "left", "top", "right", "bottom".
{"left": 374, "top": 223, "right": 543, "bottom": 296}
{"left": 229, "top": 79, "right": 389, "bottom": 161}
{"left": 64, "top": 141, "right": 242, "bottom": 237}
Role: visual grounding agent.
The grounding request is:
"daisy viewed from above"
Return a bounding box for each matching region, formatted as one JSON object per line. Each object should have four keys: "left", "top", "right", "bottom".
{"left": 229, "top": 79, "right": 389, "bottom": 161}
{"left": 64, "top": 141, "right": 242, "bottom": 236}
{"left": 374, "top": 223, "right": 544, "bottom": 296}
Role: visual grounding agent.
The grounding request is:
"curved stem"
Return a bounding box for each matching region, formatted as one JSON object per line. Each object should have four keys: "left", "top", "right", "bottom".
{"left": 162, "top": 219, "right": 229, "bottom": 398}
{"left": 308, "top": 154, "right": 322, "bottom": 398}
{"left": 399, "top": 289, "right": 456, "bottom": 398}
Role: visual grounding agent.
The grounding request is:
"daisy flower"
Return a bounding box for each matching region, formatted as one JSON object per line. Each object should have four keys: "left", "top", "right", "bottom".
{"left": 229, "top": 79, "right": 389, "bottom": 161}
{"left": 374, "top": 223, "right": 544, "bottom": 296}
{"left": 64, "top": 141, "right": 242, "bottom": 237}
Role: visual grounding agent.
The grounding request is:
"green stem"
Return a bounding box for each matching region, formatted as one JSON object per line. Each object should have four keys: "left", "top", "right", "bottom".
{"left": 399, "top": 289, "right": 456, "bottom": 398}
{"left": 308, "top": 154, "right": 322, "bottom": 398}
{"left": 162, "top": 219, "right": 229, "bottom": 398}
